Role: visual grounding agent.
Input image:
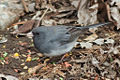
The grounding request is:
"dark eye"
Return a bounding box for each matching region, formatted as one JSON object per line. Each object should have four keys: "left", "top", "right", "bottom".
{"left": 32, "top": 32, "right": 39, "bottom": 35}
{"left": 36, "top": 32, "right": 39, "bottom": 35}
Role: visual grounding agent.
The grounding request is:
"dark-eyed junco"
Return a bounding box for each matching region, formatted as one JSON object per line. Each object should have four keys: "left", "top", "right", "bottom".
{"left": 32, "top": 22, "right": 111, "bottom": 56}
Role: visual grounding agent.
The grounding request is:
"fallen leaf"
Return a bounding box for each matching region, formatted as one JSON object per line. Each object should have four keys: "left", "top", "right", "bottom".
{"left": 110, "top": 0, "right": 120, "bottom": 9}
{"left": 80, "top": 42, "right": 93, "bottom": 49}
{"left": 12, "top": 20, "right": 35, "bottom": 34}
{"left": 57, "top": 18, "right": 77, "bottom": 24}
{"left": 77, "top": 0, "right": 97, "bottom": 25}
{"left": 41, "top": 19, "right": 57, "bottom": 26}
{"left": 71, "top": 0, "right": 80, "bottom": 8}
{"left": 28, "top": 3, "right": 35, "bottom": 12}
{"left": 97, "top": 0, "right": 111, "bottom": 22}
{"left": 93, "top": 38, "right": 104, "bottom": 45}
{"left": 104, "top": 38, "right": 114, "bottom": 44}
{"left": 92, "top": 57, "right": 99, "bottom": 65}
{"left": 84, "top": 33, "right": 98, "bottom": 41}
{"left": 111, "top": 7, "right": 120, "bottom": 29}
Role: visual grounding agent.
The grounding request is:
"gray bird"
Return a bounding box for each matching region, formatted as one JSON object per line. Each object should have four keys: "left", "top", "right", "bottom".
{"left": 32, "top": 22, "right": 111, "bottom": 56}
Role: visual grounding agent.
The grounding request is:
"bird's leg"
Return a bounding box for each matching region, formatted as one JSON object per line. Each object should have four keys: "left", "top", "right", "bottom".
{"left": 58, "top": 53, "right": 71, "bottom": 63}
{"left": 38, "top": 56, "right": 49, "bottom": 63}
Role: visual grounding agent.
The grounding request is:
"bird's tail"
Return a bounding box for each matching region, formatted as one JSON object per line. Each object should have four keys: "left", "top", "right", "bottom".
{"left": 76, "top": 22, "right": 112, "bottom": 29}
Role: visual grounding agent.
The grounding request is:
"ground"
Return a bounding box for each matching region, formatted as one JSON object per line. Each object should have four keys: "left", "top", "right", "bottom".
{"left": 0, "top": 25, "right": 120, "bottom": 80}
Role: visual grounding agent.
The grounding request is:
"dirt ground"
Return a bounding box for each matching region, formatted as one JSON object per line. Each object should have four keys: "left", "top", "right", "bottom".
{"left": 0, "top": 25, "right": 120, "bottom": 80}
{"left": 1, "top": 0, "right": 120, "bottom": 80}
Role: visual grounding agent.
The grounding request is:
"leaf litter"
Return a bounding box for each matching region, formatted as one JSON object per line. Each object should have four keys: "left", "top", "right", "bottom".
{"left": 0, "top": 0, "right": 120, "bottom": 80}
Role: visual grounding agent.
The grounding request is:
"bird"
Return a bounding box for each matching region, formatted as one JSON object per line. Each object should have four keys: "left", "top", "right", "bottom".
{"left": 32, "top": 22, "right": 111, "bottom": 57}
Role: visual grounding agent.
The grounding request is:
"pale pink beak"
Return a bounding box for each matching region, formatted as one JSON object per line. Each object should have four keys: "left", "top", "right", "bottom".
{"left": 26, "top": 31, "right": 33, "bottom": 38}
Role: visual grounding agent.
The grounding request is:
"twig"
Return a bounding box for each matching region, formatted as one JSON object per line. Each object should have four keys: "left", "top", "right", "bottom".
{"left": 32, "top": 11, "right": 42, "bottom": 20}
{"left": 12, "top": 21, "right": 28, "bottom": 26}
{"left": 36, "top": 8, "right": 49, "bottom": 27}
{"left": 21, "top": 0, "right": 29, "bottom": 13}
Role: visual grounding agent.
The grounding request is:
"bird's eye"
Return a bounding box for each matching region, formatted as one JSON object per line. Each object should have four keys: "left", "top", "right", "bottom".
{"left": 36, "top": 32, "right": 39, "bottom": 35}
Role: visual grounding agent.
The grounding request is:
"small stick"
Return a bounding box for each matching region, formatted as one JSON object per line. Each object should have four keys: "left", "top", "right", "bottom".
{"left": 12, "top": 21, "right": 27, "bottom": 26}
{"left": 36, "top": 8, "right": 49, "bottom": 27}
{"left": 21, "top": 0, "right": 29, "bottom": 13}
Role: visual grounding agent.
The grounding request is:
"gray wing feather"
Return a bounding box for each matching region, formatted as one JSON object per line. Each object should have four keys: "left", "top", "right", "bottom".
{"left": 48, "top": 22, "right": 111, "bottom": 45}
{"left": 48, "top": 26, "right": 74, "bottom": 45}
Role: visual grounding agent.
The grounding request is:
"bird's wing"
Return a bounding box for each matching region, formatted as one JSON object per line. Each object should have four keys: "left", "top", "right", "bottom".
{"left": 65, "top": 22, "right": 112, "bottom": 42}
{"left": 49, "top": 22, "right": 111, "bottom": 45}
{"left": 48, "top": 26, "right": 78, "bottom": 45}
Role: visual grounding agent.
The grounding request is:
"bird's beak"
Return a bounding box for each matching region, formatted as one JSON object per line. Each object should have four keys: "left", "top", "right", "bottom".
{"left": 26, "top": 31, "right": 33, "bottom": 38}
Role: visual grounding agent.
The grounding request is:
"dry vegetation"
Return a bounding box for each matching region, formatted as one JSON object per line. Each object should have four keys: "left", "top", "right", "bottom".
{"left": 0, "top": 0, "right": 120, "bottom": 80}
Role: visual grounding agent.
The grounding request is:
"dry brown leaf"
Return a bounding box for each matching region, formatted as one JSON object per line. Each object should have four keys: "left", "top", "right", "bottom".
{"left": 57, "top": 18, "right": 77, "bottom": 24}
{"left": 70, "top": 0, "right": 80, "bottom": 8}
{"left": 18, "top": 20, "right": 35, "bottom": 33}
{"left": 28, "top": 3, "right": 35, "bottom": 12}
{"left": 97, "top": 0, "right": 112, "bottom": 22}
{"left": 111, "top": 7, "right": 120, "bottom": 29}
{"left": 80, "top": 42, "right": 93, "bottom": 49}
{"left": 84, "top": 33, "right": 98, "bottom": 41}
{"left": 42, "top": 19, "right": 57, "bottom": 26}
{"left": 93, "top": 38, "right": 104, "bottom": 45}
{"left": 110, "top": 0, "right": 120, "bottom": 9}
{"left": 77, "top": 0, "right": 98, "bottom": 25}
{"left": 12, "top": 20, "right": 35, "bottom": 34}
